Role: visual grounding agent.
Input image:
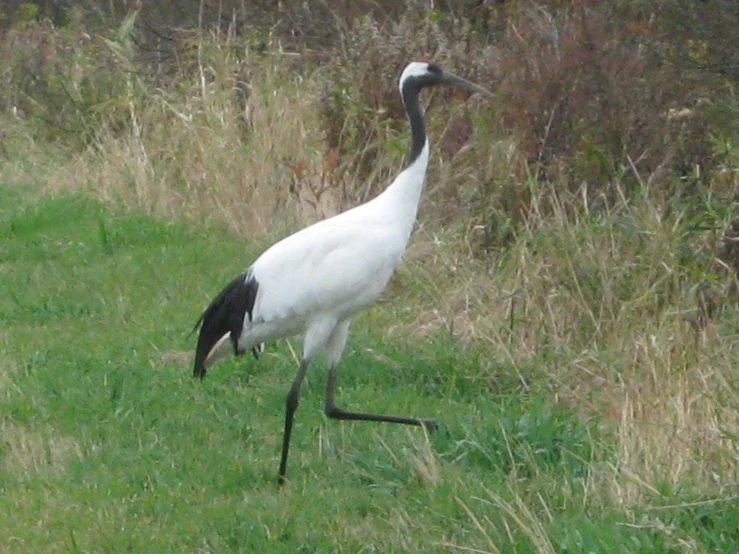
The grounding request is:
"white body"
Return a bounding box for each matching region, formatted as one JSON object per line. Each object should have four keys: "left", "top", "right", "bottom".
{"left": 206, "top": 141, "right": 430, "bottom": 368}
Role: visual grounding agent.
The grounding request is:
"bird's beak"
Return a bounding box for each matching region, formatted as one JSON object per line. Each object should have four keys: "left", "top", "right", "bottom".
{"left": 439, "top": 71, "right": 494, "bottom": 97}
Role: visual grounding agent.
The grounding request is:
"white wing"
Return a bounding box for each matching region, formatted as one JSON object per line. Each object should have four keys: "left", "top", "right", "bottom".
{"left": 251, "top": 216, "right": 406, "bottom": 325}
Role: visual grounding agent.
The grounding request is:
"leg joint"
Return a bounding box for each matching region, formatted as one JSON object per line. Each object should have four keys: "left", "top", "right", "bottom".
{"left": 324, "top": 403, "right": 345, "bottom": 419}
{"left": 286, "top": 388, "right": 300, "bottom": 413}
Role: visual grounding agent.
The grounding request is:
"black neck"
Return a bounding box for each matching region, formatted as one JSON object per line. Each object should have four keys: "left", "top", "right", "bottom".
{"left": 401, "top": 81, "right": 427, "bottom": 167}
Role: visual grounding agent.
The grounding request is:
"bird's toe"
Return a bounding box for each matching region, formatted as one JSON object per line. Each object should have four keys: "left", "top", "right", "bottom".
{"left": 421, "top": 418, "right": 439, "bottom": 434}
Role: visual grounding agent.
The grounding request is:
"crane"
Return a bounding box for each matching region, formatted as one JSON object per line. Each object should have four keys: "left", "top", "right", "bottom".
{"left": 192, "top": 61, "right": 493, "bottom": 484}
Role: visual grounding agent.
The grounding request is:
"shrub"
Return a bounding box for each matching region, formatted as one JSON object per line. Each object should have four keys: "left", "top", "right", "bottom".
{"left": 495, "top": 3, "right": 703, "bottom": 190}
{"left": 0, "top": 9, "right": 144, "bottom": 146}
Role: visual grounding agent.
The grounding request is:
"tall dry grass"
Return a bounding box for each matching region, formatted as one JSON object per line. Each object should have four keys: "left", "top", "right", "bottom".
{"left": 46, "top": 43, "right": 338, "bottom": 237}
{"left": 402, "top": 180, "right": 739, "bottom": 506}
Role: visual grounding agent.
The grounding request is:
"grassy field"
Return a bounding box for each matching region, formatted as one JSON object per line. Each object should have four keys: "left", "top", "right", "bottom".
{"left": 1, "top": 162, "right": 737, "bottom": 553}
{"left": 1, "top": 3, "right": 738, "bottom": 551}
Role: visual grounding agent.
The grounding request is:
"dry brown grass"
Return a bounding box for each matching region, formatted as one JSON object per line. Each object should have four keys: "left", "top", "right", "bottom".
{"left": 2, "top": 422, "right": 85, "bottom": 477}
{"left": 400, "top": 184, "right": 739, "bottom": 506}
{"left": 0, "top": 354, "right": 85, "bottom": 478}
{"left": 46, "top": 42, "right": 338, "bottom": 237}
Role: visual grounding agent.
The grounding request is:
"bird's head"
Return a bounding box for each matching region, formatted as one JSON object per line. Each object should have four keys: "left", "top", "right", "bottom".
{"left": 399, "top": 60, "right": 493, "bottom": 97}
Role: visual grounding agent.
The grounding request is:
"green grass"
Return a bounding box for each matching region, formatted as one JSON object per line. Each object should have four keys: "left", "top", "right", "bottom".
{"left": 1, "top": 184, "right": 737, "bottom": 553}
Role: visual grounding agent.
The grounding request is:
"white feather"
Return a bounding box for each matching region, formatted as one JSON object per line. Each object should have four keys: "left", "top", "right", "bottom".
{"left": 399, "top": 62, "right": 431, "bottom": 88}
{"left": 236, "top": 143, "right": 430, "bottom": 359}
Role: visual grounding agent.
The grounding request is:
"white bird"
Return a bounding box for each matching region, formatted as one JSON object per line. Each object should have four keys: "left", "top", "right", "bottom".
{"left": 193, "top": 61, "right": 492, "bottom": 484}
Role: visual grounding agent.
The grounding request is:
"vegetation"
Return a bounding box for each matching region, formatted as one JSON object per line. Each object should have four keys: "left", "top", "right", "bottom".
{"left": 1, "top": 1, "right": 738, "bottom": 552}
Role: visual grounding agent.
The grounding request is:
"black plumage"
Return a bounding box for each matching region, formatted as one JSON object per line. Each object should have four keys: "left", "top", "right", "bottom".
{"left": 193, "top": 272, "right": 260, "bottom": 378}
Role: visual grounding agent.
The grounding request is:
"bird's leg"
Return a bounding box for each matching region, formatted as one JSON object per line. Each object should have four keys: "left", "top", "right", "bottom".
{"left": 324, "top": 366, "right": 437, "bottom": 432}
{"left": 278, "top": 358, "right": 311, "bottom": 485}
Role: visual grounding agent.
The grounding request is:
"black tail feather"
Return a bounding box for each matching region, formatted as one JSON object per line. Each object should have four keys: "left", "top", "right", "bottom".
{"left": 193, "top": 271, "right": 259, "bottom": 379}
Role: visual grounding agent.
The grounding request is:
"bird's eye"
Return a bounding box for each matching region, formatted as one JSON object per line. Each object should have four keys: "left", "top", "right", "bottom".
{"left": 426, "top": 63, "right": 443, "bottom": 75}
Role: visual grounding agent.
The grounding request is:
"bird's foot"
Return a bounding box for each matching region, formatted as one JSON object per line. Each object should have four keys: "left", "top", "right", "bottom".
{"left": 420, "top": 418, "right": 439, "bottom": 434}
